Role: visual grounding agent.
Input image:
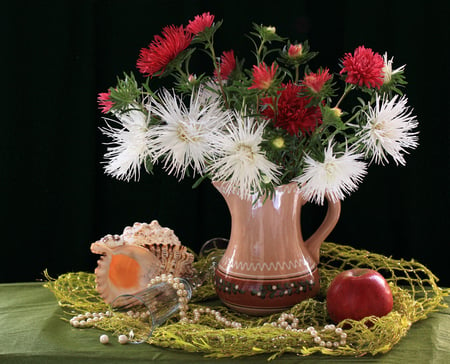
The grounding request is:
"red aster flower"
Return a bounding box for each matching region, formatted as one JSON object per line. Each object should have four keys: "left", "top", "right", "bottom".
{"left": 303, "top": 68, "right": 332, "bottom": 93}
{"left": 214, "top": 50, "right": 236, "bottom": 80}
{"left": 248, "top": 62, "right": 279, "bottom": 90}
{"left": 98, "top": 90, "right": 114, "bottom": 114}
{"left": 261, "top": 82, "right": 322, "bottom": 136}
{"left": 186, "top": 12, "right": 214, "bottom": 35}
{"left": 340, "top": 46, "right": 384, "bottom": 89}
{"left": 137, "top": 25, "right": 192, "bottom": 77}
{"left": 288, "top": 44, "right": 303, "bottom": 58}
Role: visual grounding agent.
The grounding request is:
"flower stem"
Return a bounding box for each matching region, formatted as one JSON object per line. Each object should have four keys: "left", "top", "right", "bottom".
{"left": 206, "top": 39, "right": 229, "bottom": 108}
{"left": 335, "top": 84, "right": 354, "bottom": 109}
{"left": 294, "top": 65, "right": 300, "bottom": 84}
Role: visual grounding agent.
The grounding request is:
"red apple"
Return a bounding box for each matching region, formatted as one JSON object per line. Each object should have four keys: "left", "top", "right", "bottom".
{"left": 326, "top": 268, "right": 393, "bottom": 323}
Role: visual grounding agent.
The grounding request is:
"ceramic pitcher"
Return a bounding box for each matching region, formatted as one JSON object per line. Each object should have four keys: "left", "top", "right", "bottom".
{"left": 213, "top": 181, "right": 341, "bottom": 315}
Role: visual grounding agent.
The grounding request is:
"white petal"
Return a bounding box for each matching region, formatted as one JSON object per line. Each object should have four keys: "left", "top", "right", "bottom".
{"left": 359, "top": 94, "right": 418, "bottom": 165}
{"left": 294, "top": 142, "right": 367, "bottom": 205}
{"left": 100, "top": 110, "right": 150, "bottom": 182}
{"left": 208, "top": 112, "right": 281, "bottom": 199}
{"left": 148, "top": 89, "right": 230, "bottom": 179}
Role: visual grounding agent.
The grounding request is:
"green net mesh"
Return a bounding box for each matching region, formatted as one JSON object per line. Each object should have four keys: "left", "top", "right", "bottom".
{"left": 45, "top": 242, "right": 449, "bottom": 360}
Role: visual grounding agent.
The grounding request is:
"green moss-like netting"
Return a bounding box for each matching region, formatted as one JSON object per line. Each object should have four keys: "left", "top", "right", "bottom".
{"left": 45, "top": 242, "right": 449, "bottom": 360}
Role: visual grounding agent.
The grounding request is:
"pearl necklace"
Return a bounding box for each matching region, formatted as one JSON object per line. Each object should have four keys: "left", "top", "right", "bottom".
{"left": 69, "top": 311, "right": 111, "bottom": 328}
{"left": 69, "top": 274, "right": 346, "bottom": 348}
{"left": 149, "top": 273, "right": 243, "bottom": 328}
{"left": 266, "top": 314, "right": 347, "bottom": 347}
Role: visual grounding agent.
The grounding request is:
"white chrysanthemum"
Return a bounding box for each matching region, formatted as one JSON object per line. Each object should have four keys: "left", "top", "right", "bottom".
{"left": 148, "top": 89, "right": 229, "bottom": 179}
{"left": 359, "top": 94, "right": 418, "bottom": 166}
{"left": 208, "top": 112, "right": 281, "bottom": 199}
{"left": 294, "top": 142, "right": 367, "bottom": 205}
{"left": 197, "top": 80, "right": 222, "bottom": 105}
{"left": 382, "top": 52, "right": 406, "bottom": 84}
{"left": 101, "top": 110, "right": 151, "bottom": 182}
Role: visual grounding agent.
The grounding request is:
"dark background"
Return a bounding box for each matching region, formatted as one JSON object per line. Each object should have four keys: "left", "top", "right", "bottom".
{"left": 2, "top": 0, "right": 449, "bottom": 286}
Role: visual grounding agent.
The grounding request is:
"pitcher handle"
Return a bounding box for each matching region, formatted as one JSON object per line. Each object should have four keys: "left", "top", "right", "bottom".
{"left": 304, "top": 196, "right": 341, "bottom": 264}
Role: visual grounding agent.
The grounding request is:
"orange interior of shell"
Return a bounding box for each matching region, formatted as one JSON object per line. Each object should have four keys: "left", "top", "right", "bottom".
{"left": 108, "top": 254, "right": 139, "bottom": 289}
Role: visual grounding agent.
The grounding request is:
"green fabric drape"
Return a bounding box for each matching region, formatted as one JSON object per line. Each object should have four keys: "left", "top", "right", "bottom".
{"left": 1, "top": 282, "right": 450, "bottom": 363}
{"left": 1, "top": 0, "right": 449, "bottom": 284}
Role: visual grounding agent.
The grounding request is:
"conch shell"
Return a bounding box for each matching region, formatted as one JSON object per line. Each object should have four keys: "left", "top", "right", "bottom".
{"left": 90, "top": 220, "right": 194, "bottom": 304}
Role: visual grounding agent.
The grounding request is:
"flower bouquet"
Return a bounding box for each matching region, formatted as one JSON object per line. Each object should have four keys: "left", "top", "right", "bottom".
{"left": 98, "top": 12, "right": 418, "bottom": 204}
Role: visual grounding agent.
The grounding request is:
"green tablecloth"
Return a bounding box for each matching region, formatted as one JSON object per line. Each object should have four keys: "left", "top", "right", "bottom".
{"left": 1, "top": 282, "right": 449, "bottom": 363}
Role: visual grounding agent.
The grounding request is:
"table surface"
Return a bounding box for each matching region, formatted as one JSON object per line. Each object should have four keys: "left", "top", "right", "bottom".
{"left": 0, "top": 282, "right": 449, "bottom": 364}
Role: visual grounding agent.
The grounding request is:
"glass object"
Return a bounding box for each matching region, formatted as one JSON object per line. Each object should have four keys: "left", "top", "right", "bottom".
{"left": 111, "top": 278, "right": 192, "bottom": 343}
{"left": 213, "top": 181, "right": 341, "bottom": 315}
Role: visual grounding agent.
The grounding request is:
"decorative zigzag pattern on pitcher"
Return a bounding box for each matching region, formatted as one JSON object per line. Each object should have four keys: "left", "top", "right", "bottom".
{"left": 220, "top": 256, "right": 313, "bottom": 273}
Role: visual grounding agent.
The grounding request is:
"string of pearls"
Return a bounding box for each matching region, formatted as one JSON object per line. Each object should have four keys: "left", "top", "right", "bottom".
{"left": 266, "top": 313, "right": 347, "bottom": 348}
{"left": 69, "top": 275, "right": 346, "bottom": 349}
{"left": 69, "top": 311, "right": 131, "bottom": 344}
{"left": 188, "top": 307, "right": 242, "bottom": 328}
{"left": 148, "top": 273, "right": 190, "bottom": 318}
{"left": 69, "top": 311, "right": 111, "bottom": 328}
{"left": 149, "top": 274, "right": 243, "bottom": 329}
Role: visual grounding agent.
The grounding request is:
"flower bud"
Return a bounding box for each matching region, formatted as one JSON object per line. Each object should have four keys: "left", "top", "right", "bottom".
{"left": 265, "top": 26, "right": 276, "bottom": 34}
{"left": 272, "top": 136, "right": 285, "bottom": 149}
{"left": 188, "top": 74, "right": 197, "bottom": 84}
{"left": 288, "top": 44, "right": 303, "bottom": 59}
{"left": 331, "top": 107, "right": 343, "bottom": 117}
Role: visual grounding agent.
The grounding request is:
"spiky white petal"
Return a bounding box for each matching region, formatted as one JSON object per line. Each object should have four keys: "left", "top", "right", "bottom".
{"left": 101, "top": 110, "right": 151, "bottom": 182}
{"left": 208, "top": 112, "right": 281, "bottom": 199}
{"left": 294, "top": 142, "right": 367, "bottom": 205}
{"left": 196, "top": 79, "right": 222, "bottom": 105}
{"left": 148, "top": 89, "right": 229, "bottom": 179}
{"left": 359, "top": 94, "right": 418, "bottom": 165}
{"left": 382, "top": 52, "right": 406, "bottom": 84}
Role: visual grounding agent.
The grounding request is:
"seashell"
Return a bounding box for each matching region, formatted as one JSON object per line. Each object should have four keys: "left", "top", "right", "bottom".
{"left": 122, "top": 220, "right": 181, "bottom": 246}
{"left": 144, "top": 243, "right": 195, "bottom": 277}
{"left": 90, "top": 242, "right": 161, "bottom": 304}
{"left": 97, "top": 234, "right": 125, "bottom": 248}
{"left": 90, "top": 220, "right": 195, "bottom": 304}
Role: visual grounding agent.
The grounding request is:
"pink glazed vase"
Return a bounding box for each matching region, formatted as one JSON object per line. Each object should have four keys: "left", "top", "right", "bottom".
{"left": 213, "top": 181, "right": 341, "bottom": 315}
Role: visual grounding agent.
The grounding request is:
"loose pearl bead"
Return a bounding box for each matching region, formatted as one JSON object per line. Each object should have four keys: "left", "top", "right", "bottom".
{"left": 118, "top": 335, "right": 128, "bottom": 344}
{"left": 99, "top": 334, "right": 109, "bottom": 344}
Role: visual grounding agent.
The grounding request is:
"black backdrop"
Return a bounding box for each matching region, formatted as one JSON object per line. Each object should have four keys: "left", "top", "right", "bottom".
{"left": 2, "top": 0, "right": 449, "bottom": 286}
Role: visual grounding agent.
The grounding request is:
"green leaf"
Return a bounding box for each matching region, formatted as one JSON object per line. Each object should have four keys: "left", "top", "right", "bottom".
{"left": 144, "top": 156, "right": 154, "bottom": 175}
